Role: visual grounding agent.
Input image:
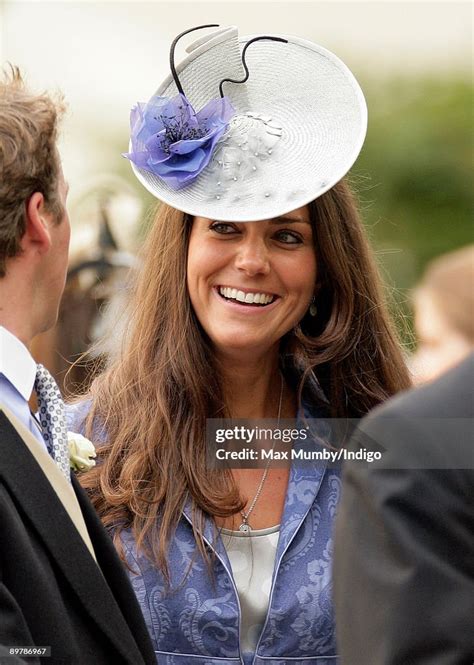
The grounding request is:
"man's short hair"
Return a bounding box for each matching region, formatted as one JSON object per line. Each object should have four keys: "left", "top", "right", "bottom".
{"left": 0, "top": 66, "right": 65, "bottom": 277}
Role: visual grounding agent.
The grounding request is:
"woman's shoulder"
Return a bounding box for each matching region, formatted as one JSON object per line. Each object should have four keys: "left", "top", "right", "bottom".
{"left": 66, "top": 399, "right": 92, "bottom": 433}
{"left": 65, "top": 399, "right": 110, "bottom": 446}
{"left": 66, "top": 399, "right": 109, "bottom": 445}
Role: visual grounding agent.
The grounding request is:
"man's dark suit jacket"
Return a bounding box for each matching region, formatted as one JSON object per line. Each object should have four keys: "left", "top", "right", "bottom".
{"left": 0, "top": 410, "right": 156, "bottom": 665}
{"left": 334, "top": 355, "right": 474, "bottom": 665}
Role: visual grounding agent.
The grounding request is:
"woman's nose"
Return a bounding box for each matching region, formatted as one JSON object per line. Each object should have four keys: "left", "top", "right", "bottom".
{"left": 234, "top": 237, "right": 271, "bottom": 276}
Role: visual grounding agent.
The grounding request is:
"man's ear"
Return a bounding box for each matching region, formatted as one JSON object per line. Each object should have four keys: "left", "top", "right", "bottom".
{"left": 22, "top": 192, "right": 53, "bottom": 254}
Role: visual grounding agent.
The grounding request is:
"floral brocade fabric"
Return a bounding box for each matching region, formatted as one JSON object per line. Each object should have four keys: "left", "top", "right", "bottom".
{"left": 119, "top": 408, "right": 341, "bottom": 665}
{"left": 67, "top": 401, "right": 340, "bottom": 664}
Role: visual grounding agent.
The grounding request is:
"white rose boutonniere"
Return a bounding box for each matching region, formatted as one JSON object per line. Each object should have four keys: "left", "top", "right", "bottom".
{"left": 68, "top": 432, "right": 97, "bottom": 472}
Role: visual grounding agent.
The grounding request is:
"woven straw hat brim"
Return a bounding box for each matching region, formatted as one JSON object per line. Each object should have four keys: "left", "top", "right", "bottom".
{"left": 131, "top": 26, "right": 367, "bottom": 221}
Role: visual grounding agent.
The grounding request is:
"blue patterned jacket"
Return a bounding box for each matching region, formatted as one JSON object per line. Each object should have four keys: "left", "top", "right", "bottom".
{"left": 68, "top": 404, "right": 341, "bottom": 665}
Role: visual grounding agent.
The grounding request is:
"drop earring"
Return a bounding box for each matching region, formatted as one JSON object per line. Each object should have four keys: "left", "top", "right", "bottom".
{"left": 309, "top": 296, "right": 317, "bottom": 317}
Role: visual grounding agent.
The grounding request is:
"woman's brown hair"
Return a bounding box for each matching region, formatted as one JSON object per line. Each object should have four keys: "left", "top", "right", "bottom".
{"left": 80, "top": 179, "right": 410, "bottom": 584}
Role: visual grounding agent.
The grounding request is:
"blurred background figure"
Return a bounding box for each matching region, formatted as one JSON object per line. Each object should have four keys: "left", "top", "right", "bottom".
{"left": 410, "top": 245, "right": 474, "bottom": 384}
{"left": 30, "top": 176, "right": 141, "bottom": 394}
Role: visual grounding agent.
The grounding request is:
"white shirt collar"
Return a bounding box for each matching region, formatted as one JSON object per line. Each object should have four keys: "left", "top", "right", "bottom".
{"left": 0, "top": 326, "right": 37, "bottom": 401}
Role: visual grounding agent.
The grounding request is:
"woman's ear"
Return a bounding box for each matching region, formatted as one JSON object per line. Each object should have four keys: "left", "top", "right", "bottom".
{"left": 22, "top": 192, "right": 53, "bottom": 254}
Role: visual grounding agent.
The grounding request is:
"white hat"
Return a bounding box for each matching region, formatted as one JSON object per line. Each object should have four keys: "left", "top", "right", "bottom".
{"left": 125, "top": 24, "right": 367, "bottom": 222}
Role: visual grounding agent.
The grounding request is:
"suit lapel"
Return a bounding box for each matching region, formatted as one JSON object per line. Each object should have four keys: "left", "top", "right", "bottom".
{"left": 1, "top": 405, "right": 97, "bottom": 560}
{"left": 72, "top": 478, "right": 157, "bottom": 665}
{"left": 0, "top": 410, "right": 147, "bottom": 664}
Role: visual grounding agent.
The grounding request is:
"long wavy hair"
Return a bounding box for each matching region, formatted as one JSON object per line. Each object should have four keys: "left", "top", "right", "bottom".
{"left": 80, "top": 179, "right": 410, "bottom": 584}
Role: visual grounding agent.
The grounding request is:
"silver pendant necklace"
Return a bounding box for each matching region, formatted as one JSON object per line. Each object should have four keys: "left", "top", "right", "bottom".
{"left": 238, "top": 373, "right": 284, "bottom": 533}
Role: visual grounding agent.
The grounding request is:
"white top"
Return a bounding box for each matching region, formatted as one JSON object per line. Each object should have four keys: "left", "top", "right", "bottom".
{"left": 221, "top": 524, "right": 280, "bottom": 654}
{"left": 0, "top": 325, "right": 47, "bottom": 452}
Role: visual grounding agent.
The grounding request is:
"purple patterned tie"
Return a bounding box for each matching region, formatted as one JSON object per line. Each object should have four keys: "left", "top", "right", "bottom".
{"left": 34, "top": 364, "right": 71, "bottom": 483}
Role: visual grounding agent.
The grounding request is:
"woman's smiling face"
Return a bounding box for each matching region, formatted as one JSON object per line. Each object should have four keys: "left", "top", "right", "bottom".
{"left": 187, "top": 206, "right": 317, "bottom": 359}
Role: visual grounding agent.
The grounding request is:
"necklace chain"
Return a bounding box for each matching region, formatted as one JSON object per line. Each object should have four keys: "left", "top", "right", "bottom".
{"left": 238, "top": 373, "right": 284, "bottom": 533}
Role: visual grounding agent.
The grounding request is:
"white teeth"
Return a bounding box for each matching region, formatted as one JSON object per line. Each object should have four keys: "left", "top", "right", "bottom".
{"left": 218, "top": 287, "right": 275, "bottom": 305}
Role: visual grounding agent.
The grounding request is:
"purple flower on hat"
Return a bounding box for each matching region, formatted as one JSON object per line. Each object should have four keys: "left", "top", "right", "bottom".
{"left": 123, "top": 93, "right": 235, "bottom": 190}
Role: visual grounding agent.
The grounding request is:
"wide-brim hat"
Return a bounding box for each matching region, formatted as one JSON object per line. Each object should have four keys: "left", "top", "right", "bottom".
{"left": 126, "top": 25, "right": 367, "bottom": 222}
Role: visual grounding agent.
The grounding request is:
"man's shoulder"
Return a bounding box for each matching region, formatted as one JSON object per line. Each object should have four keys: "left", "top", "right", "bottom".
{"left": 372, "top": 354, "right": 473, "bottom": 421}
{"left": 0, "top": 405, "right": 28, "bottom": 444}
{"left": 352, "top": 355, "right": 473, "bottom": 472}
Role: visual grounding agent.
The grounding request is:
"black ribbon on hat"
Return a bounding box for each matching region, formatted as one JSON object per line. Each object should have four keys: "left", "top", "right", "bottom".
{"left": 218, "top": 35, "right": 288, "bottom": 98}
{"left": 169, "top": 24, "right": 220, "bottom": 96}
{"left": 168, "top": 24, "right": 288, "bottom": 100}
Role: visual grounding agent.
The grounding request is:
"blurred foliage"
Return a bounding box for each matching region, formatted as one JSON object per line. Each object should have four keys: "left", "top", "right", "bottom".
{"left": 115, "top": 75, "right": 473, "bottom": 344}
{"left": 353, "top": 76, "right": 472, "bottom": 277}
{"left": 349, "top": 75, "right": 473, "bottom": 343}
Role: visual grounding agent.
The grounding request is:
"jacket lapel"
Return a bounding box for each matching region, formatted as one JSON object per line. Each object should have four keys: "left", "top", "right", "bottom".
{"left": 1, "top": 405, "right": 97, "bottom": 560}
{"left": 275, "top": 457, "right": 327, "bottom": 560}
{"left": 72, "top": 478, "right": 157, "bottom": 665}
{"left": 275, "top": 408, "right": 329, "bottom": 561}
{"left": 0, "top": 410, "right": 148, "bottom": 664}
{"left": 182, "top": 497, "right": 233, "bottom": 569}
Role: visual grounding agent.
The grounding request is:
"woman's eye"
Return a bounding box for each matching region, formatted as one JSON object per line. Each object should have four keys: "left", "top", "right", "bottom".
{"left": 209, "top": 222, "right": 238, "bottom": 235}
{"left": 275, "top": 230, "right": 302, "bottom": 244}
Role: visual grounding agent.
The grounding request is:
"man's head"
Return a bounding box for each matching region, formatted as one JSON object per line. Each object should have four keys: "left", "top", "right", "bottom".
{"left": 0, "top": 66, "right": 70, "bottom": 340}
